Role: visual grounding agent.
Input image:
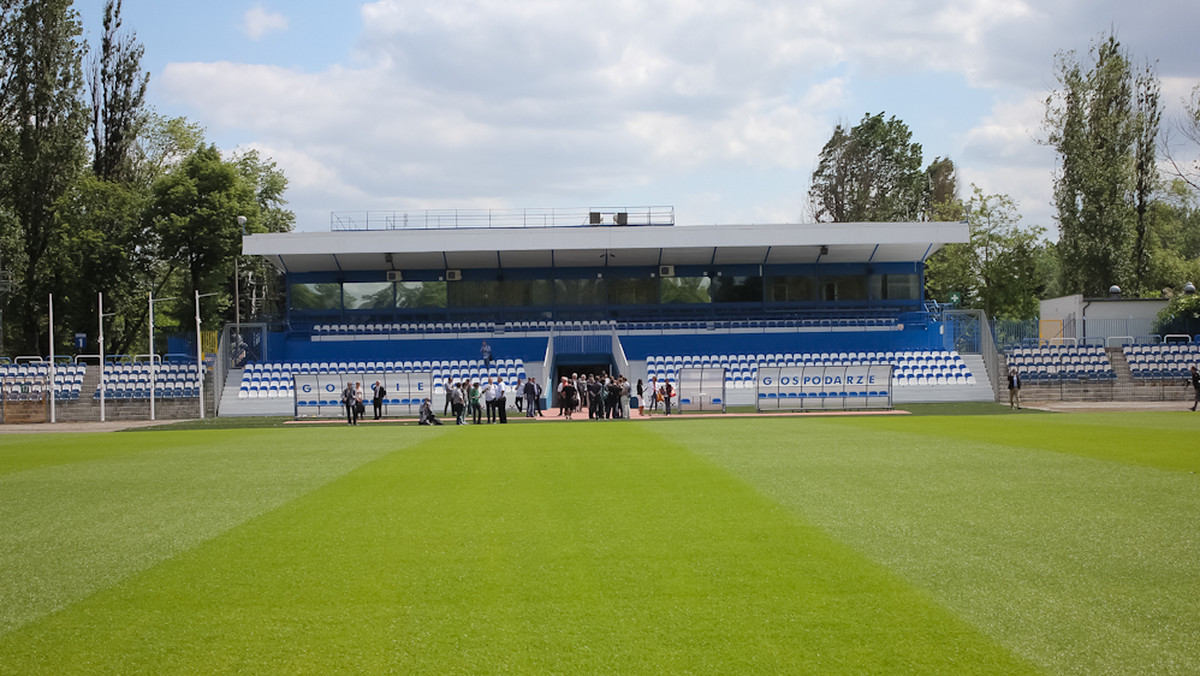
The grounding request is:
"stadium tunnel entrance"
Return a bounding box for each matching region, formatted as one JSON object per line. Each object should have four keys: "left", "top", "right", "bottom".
{"left": 553, "top": 352, "right": 618, "bottom": 383}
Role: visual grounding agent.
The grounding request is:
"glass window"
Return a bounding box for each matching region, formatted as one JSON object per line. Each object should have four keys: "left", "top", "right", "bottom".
{"left": 661, "top": 276, "right": 712, "bottom": 304}
{"left": 501, "top": 279, "right": 554, "bottom": 307}
{"left": 448, "top": 280, "right": 500, "bottom": 308}
{"left": 885, "top": 274, "right": 920, "bottom": 301}
{"left": 343, "top": 282, "right": 394, "bottom": 310}
{"left": 768, "top": 276, "right": 813, "bottom": 303}
{"left": 555, "top": 278, "right": 604, "bottom": 305}
{"left": 712, "top": 275, "right": 762, "bottom": 303}
{"left": 607, "top": 277, "right": 658, "bottom": 305}
{"left": 290, "top": 283, "right": 341, "bottom": 310}
{"left": 396, "top": 281, "right": 447, "bottom": 308}
{"left": 821, "top": 275, "right": 867, "bottom": 302}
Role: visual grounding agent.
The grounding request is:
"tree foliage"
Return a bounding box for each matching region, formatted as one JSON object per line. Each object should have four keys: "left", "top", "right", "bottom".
{"left": 1044, "top": 32, "right": 1163, "bottom": 297}
{"left": 0, "top": 0, "right": 89, "bottom": 352}
{"left": 89, "top": 0, "right": 148, "bottom": 184}
{"left": 0, "top": 5, "right": 294, "bottom": 356}
{"left": 924, "top": 187, "right": 1051, "bottom": 320}
{"left": 808, "top": 113, "right": 927, "bottom": 222}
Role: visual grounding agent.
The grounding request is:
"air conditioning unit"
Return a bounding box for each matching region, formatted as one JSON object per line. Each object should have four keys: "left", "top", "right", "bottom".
{"left": 659, "top": 265, "right": 675, "bottom": 278}
{"left": 386, "top": 271, "right": 402, "bottom": 282}
{"left": 445, "top": 269, "right": 462, "bottom": 281}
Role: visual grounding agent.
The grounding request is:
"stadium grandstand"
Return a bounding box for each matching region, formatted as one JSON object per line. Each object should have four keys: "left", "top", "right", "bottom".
{"left": 220, "top": 206, "right": 994, "bottom": 416}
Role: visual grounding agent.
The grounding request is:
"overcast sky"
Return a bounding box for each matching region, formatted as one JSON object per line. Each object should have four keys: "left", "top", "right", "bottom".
{"left": 77, "top": 1, "right": 1200, "bottom": 235}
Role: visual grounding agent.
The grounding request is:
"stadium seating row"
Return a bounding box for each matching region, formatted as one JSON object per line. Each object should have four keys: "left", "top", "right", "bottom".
{"left": 309, "top": 316, "right": 901, "bottom": 337}
{"left": 95, "top": 363, "right": 202, "bottom": 400}
{"left": 238, "top": 359, "right": 528, "bottom": 399}
{"left": 0, "top": 362, "right": 87, "bottom": 400}
{"left": 1124, "top": 343, "right": 1200, "bottom": 380}
{"left": 1005, "top": 345, "right": 1116, "bottom": 382}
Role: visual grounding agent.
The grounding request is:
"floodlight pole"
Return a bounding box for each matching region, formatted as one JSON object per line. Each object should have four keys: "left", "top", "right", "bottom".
{"left": 235, "top": 216, "right": 247, "bottom": 360}
{"left": 48, "top": 293, "right": 56, "bottom": 423}
{"left": 148, "top": 293, "right": 178, "bottom": 421}
{"left": 195, "top": 290, "right": 218, "bottom": 419}
{"left": 98, "top": 292, "right": 116, "bottom": 422}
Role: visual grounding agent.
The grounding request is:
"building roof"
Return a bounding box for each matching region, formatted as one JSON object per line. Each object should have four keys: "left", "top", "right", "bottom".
{"left": 244, "top": 221, "right": 969, "bottom": 274}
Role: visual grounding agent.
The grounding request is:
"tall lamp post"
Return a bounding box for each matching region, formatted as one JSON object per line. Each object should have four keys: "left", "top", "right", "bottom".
{"left": 148, "top": 292, "right": 177, "bottom": 421}
{"left": 195, "top": 290, "right": 218, "bottom": 419}
{"left": 98, "top": 292, "right": 116, "bottom": 422}
{"left": 234, "top": 215, "right": 247, "bottom": 361}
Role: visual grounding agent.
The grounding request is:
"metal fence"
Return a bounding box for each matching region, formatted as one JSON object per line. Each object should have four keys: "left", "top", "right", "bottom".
{"left": 330, "top": 206, "right": 676, "bottom": 231}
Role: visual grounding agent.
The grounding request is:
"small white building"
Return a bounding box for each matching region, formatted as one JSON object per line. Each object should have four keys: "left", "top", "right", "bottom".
{"left": 1039, "top": 293, "right": 1169, "bottom": 345}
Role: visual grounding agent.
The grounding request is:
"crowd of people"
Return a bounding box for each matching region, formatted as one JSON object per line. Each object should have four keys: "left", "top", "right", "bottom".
{"left": 339, "top": 370, "right": 679, "bottom": 426}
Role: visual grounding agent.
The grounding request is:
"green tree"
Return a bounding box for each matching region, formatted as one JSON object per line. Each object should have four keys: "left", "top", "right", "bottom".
{"left": 89, "top": 0, "right": 148, "bottom": 184}
{"left": 147, "top": 144, "right": 258, "bottom": 330}
{"left": 924, "top": 187, "right": 1049, "bottom": 319}
{"left": 0, "top": 0, "right": 89, "bottom": 353}
{"left": 808, "top": 113, "right": 926, "bottom": 222}
{"left": 1044, "top": 32, "right": 1163, "bottom": 297}
{"left": 233, "top": 149, "right": 294, "bottom": 321}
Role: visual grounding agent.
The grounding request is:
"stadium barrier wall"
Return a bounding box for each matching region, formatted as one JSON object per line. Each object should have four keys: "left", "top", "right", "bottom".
{"left": 293, "top": 372, "right": 433, "bottom": 419}
{"left": 754, "top": 365, "right": 893, "bottom": 411}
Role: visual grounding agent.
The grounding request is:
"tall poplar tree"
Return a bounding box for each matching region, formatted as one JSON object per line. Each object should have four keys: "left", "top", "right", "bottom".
{"left": 1044, "top": 32, "right": 1162, "bottom": 297}
{"left": 0, "top": 0, "right": 89, "bottom": 353}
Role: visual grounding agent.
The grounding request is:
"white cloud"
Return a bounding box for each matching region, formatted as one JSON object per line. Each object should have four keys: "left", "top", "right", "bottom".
{"left": 242, "top": 6, "right": 289, "bottom": 41}
{"left": 156, "top": 0, "right": 1200, "bottom": 230}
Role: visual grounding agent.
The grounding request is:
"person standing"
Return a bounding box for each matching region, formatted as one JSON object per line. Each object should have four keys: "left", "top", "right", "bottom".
{"left": 443, "top": 379, "right": 455, "bottom": 416}
{"left": 562, "top": 378, "right": 578, "bottom": 420}
{"left": 495, "top": 377, "right": 508, "bottom": 423}
{"left": 1189, "top": 365, "right": 1200, "bottom": 411}
{"left": 524, "top": 377, "right": 538, "bottom": 417}
{"left": 342, "top": 381, "right": 356, "bottom": 425}
{"left": 372, "top": 380, "right": 386, "bottom": 420}
{"left": 480, "top": 340, "right": 493, "bottom": 366}
{"left": 1007, "top": 368, "right": 1022, "bottom": 410}
{"left": 648, "top": 375, "right": 660, "bottom": 413}
{"left": 451, "top": 381, "right": 466, "bottom": 425}
{"left": 469, "top": 381, "right": 482, "bottom": 424}
{"left": 483, "top": 376, "right": 497, "bottom": 423}
{"left": 534, "top": 377, "right": 545, "bottom": 416}
{"left": 636, "top": 378, "right": 645, "bottom": 416}
{"left": 352, "top": 382, "right": 364, "bottom": 425}
{"left": 619, "top": 377, "right": 631, "bottom": 419}
{"left": 514, "top": 376, "right": 524, "bottom": 413}
{"left": 662, "top": 380, "right": 674, "bottom": 416}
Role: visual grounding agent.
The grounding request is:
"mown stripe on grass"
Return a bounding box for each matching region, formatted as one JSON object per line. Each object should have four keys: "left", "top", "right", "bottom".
{"left": 844, "top": 411, "right": 1200, "bottom": 474}
{"left": 0, "top": 433, "right": 165, "bottom": 476}
{"left": 0, "top": 424, "right": 1034, "bottom": 674}
{"left": 670, "top": 416, "right": 1200, "bottom": 675}
{"left": 0, "top": 427, "right": 441, "bottom": 638}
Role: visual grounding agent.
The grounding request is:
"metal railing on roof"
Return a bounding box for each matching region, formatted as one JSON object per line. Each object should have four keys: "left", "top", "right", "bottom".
{"left": 330, "top": 206, "right": 675, "bottom": 231}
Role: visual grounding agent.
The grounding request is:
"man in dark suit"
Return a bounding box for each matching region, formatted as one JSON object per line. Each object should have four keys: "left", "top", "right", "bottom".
{"left": 372, "top": 380, "right": 386, "bottom": 420}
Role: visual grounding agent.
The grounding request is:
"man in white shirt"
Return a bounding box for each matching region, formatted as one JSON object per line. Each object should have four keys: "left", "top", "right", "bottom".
{"left": 494, "top": 378, "right": 508, "bottom": 423}
{"left": 483, "top": 376, "right": 497, "bottom": 423}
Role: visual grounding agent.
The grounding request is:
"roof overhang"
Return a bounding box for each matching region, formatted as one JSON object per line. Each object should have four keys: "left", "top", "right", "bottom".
{"left": 243, "top": 222, "right": 969, "bottom": 274}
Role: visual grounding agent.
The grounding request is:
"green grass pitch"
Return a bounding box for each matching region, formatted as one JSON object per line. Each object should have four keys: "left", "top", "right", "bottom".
{"left": 1, "top": 411, "right": 1198, "bottom": 674}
